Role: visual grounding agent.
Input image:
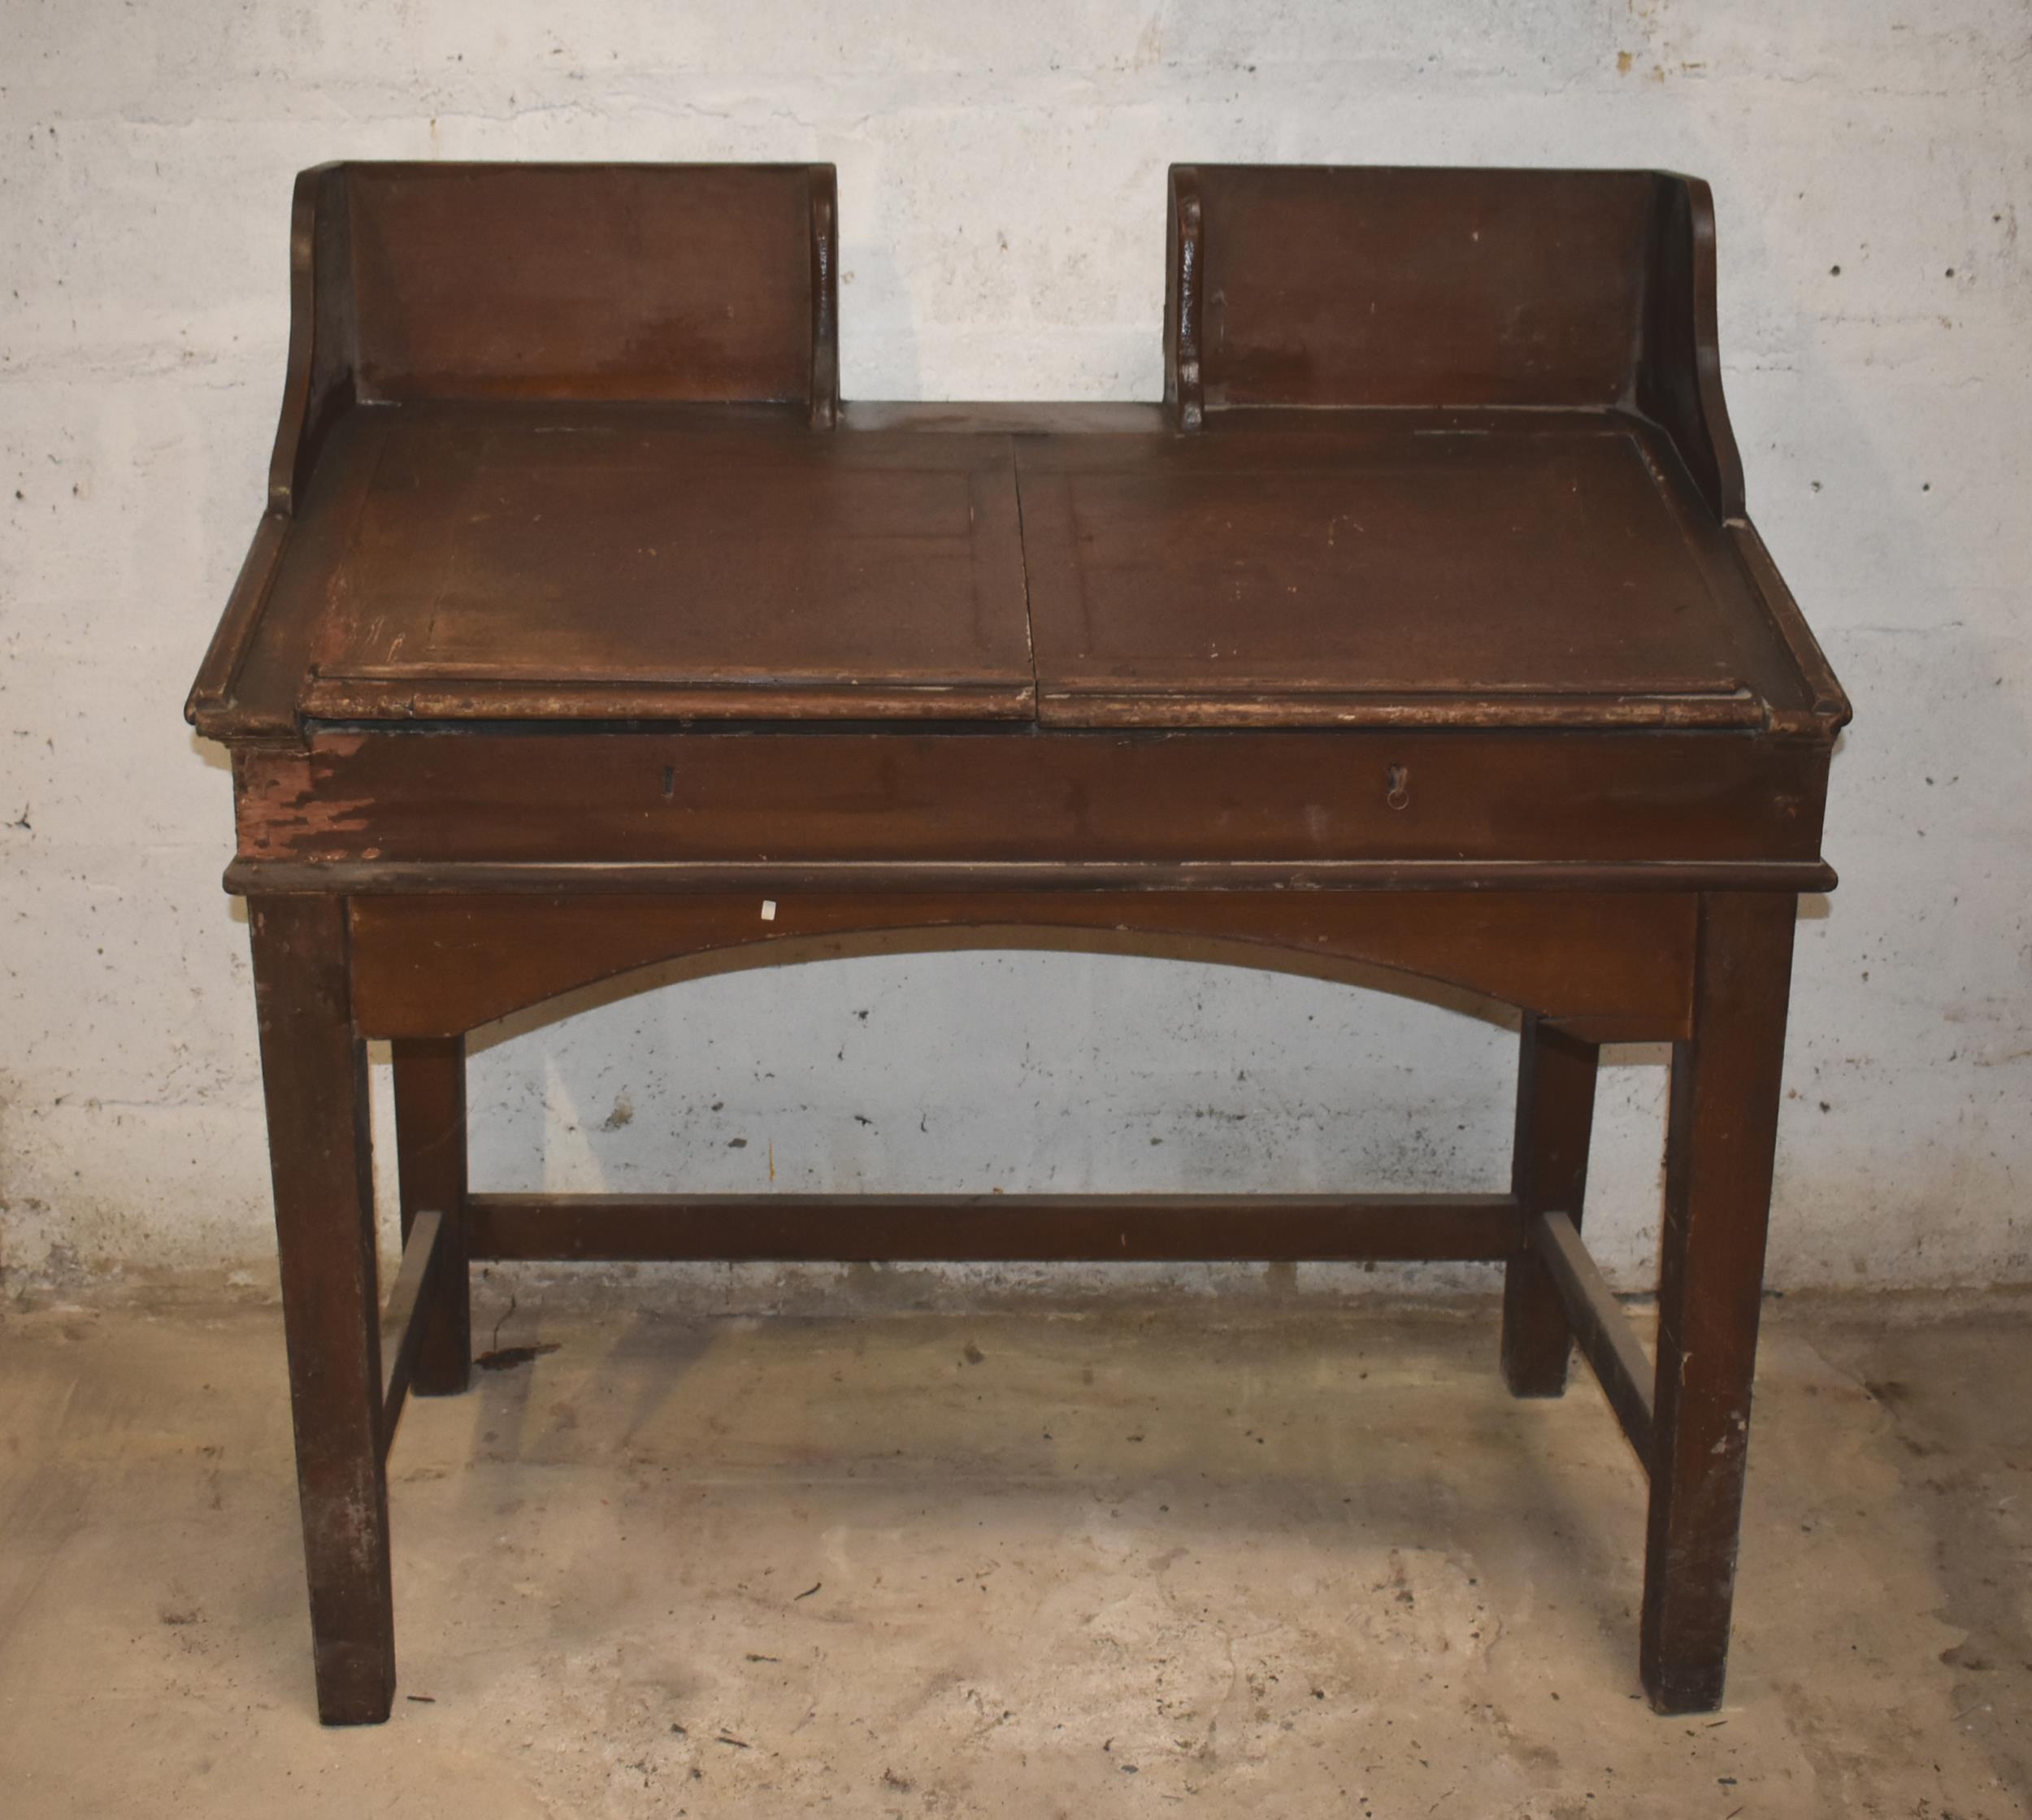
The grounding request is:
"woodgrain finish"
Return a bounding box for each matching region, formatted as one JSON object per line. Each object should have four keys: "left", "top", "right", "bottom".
{"left": 1638, "top": 175, "right": 1744, "bottom": 520}
{"left": 247, "top": 895, "right": 393, "bottom": 1726}
{"left": 341, "top": 891, "right": 1700, "bottom": 1043}
{"left": 376, "top": 1208, "right": 445, "bottom": 1461}
{"left": 1016, "top": 410, "right": 1811, "bottom": 728}
{"left": 293, "top": 406, "right": 1031, "bottom": 723}
{"left": 466, "top": 1192, "right": 1526, "bottom": 1264}
{"left": 346, "top": 163, "right": 828, "bottom": 406}
{"left": 189, "top": 162, "right": 1846, "bottom": 1722}
{"left": 231, "top": 728, "right": 1830, "bottom": 872}
{"left": 389, "top": 1037, "right": 468, "bottom": 1397}
{"left": 1173, "top": 166, "right": 1656, "bottom": 414}
{"left": 1531, "top": 1210, "right": 1657, "bottom": 1466}
{"left": 1642, "top": 893, "right": 1800, "bottom": 1713}
{"left": 1501, "top": 1018, "right": 1602, "bottom": 1396}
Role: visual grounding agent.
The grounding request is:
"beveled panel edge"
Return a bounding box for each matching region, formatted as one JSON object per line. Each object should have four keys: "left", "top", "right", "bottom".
{"left": 295, "top": 680, "right": 1040, "bottom": 723}
{"left": 1033, "top": 691, "right": 1773, "bottom": 732}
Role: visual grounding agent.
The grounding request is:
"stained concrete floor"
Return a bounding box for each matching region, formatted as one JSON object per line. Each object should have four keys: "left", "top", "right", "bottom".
{"left": 0, "top": 1282, "right": 2026, "bottom": 1818}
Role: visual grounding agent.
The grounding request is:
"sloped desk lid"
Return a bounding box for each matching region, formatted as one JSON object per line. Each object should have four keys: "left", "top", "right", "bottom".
{"left": 289, "top": 404, "right": 1036, "bottom": 723}
{"left": 206, "top": 398, "right": 1830, "bottom": 736}
{"left": 1015, "top": 410, "right": 1812, "bottom": 730}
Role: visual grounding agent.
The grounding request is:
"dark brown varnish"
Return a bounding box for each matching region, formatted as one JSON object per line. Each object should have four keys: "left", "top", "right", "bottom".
{"left": 188, "top": 161, "right": 1847, "bottom": 1726}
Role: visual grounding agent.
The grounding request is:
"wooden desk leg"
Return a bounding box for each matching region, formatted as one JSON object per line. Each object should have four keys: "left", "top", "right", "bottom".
{"left": 249, "top": 896, "right": 397, "bottom": 1726}
{"left": 392, "top": 1036, "right": 471, "bottom": 1396}
{"left": 1640, "top": 893, "right": 1797, "bottom": 1714}
{"left": 1500, "top": 1015, "right": 1600, "bottom": 1396}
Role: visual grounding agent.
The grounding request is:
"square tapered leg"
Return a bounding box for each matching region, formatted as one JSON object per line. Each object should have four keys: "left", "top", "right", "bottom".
{"left": 1640, "top": 893, "right": 1797, "bottom": 1714}
{"left": 391, "top": 1036, "right": 471, "bottom": 1396}
{"left": 249, "top": 895, "right": 396, "bottom": 1725}
{"left": 1501, "top": 1015, "right": 1601, "bottom": 1396}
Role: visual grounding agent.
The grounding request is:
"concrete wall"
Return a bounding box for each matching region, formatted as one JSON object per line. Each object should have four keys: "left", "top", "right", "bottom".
{"left": 3, "top": 1, "right": 2029, "bottom": 1297}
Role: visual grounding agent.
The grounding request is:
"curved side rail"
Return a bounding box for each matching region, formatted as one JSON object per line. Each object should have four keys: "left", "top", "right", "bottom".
{"left": 1639, "top": 174, "right": 1746, "bottom": 523}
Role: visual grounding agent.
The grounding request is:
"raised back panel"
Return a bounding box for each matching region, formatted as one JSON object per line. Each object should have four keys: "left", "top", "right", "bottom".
{"left": 1174, "top": 165, "right": 1660, "bottom": 413}
{"left": 343, "top": 163, "right": 829, "bottom": 406}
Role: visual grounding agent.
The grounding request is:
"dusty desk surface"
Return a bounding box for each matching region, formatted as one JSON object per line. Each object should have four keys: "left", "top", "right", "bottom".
{"left": 200, "top": 396, "right": 1831, "bottom": 736}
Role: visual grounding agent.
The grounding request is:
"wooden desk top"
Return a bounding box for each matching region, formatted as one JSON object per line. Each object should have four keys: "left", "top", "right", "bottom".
{"left": 188, "top": 161, "right": 1846, "bottom": 750}
{"left": 281, "top": 404, "right": 1036, "bottom": 723}
{"left": 1015, "top": 408, "right": 1806, "bottom": 729}
{"left": 205, "top": 393, "right": 1829, "bottom": 736}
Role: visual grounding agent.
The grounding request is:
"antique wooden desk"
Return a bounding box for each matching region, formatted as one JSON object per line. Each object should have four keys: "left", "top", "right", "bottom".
{"left": 186, "top": 162, "right": 1847, "bottom": 1724}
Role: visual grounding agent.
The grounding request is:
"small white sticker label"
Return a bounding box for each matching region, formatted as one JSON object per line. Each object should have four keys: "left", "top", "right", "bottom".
{"left": 761, "top": 899, "right": 778, "bottom": 922}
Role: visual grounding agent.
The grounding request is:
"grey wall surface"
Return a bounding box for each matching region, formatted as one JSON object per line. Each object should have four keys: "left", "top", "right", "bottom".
{"left": 2, "top": 1, "right": 2029, "bottom": 1292}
